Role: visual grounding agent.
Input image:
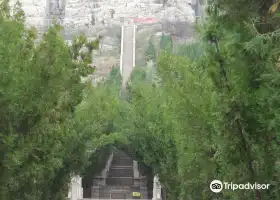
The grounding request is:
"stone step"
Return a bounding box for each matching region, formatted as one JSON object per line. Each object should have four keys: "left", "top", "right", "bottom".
{"left": 111, "top": 158, "right": 133, "bottom": 166}
{"left": 111, "top": 157, "right": 133, "bottom": 162}
{"left": 106, "top": 177, "right": 134, "bottom": 186}
{"left": 91, "top": 186, "right": 101, "bottom": 198}
{"left": 99, "top": 186, "right": 111, "bottom": 198}
{"left": 111, "top": 161, "right": 133, "bottom": 166}
{"left": 91, "top": 185, "right": 146, "bottom": 199}
{"left": 112, "top": 155, "right": 133, "bottom": 161}
{"left": 107, "top": 186, "right": 138, "bottom": 190}
{"left": 103, "top": 187, "right": 144, "bottom": 199}
{"left": 108, "top": 168, "right": 134, "bottom": 177}
{"left": 110, "top": 192, "right": 126, "bottom": 199}
{"left": 112, "top": 155, "right": 133, "bottom": 159}
{"left": 110, "top": 165, "right": 134, "bottom": 169}
{"left": 114, "top": 151, "right": 131, "bottom": 156}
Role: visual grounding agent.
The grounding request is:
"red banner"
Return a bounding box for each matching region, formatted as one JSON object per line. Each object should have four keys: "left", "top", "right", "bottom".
{"left": 132, "top": 18, "right": 157, "bottom": 23}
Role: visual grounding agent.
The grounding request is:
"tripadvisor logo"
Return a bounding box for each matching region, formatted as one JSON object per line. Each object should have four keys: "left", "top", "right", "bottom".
{"left": 210, "top": 180, "right": 270, "bottom": 193}
{"left": 210, "top": 180, "right": 223, "bottom": 193}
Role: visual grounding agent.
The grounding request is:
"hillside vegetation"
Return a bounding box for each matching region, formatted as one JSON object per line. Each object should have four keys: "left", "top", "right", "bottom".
{"left": 2, "top": 0, "right": 280, "bottom": 200}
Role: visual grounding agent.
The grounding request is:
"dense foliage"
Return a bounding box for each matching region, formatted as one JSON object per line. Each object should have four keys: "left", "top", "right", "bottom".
{"left": 3, "top": 0, "right": 280, "bottom": 200}
{"left": 0, "top": 2, "right": 123, "bottom": 200}
{"left": 159, "top": 33, "right": 173, "bottom": 53}
{"left": 112, "top": 1, "right": 280, "bottom": 200}
{"left": 144, "top": 37, "right": 156, "bottom": 62}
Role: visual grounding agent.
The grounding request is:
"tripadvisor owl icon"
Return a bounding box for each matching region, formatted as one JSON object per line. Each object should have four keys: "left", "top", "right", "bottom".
{"left": 210, "top": 180, "right": 223, "bottom": 193}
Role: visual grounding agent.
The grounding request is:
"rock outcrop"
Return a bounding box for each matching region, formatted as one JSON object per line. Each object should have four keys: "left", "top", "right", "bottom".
{"left": 9, "top": 0, "right": 196, "bottom": 81}
{"left": 10, "top": 0, "right": 195, "bottom": 31}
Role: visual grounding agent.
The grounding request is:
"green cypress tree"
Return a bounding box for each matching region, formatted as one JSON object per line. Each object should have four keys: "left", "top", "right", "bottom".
{"left": 145, "top": 37, "right": 156, "bottom": 61}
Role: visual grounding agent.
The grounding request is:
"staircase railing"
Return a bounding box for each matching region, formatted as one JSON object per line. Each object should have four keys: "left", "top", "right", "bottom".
{"left": 101, "top": 152, "right": 114, "bottom": 178}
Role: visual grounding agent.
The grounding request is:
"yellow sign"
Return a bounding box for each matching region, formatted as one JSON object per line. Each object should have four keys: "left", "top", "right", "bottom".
{"left": 132, "top": 192, "right": 141, "bottom": 197}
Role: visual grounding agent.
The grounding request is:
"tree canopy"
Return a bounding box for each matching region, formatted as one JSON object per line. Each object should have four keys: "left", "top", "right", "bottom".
{"left": 2, "top": 0, "right": 280, "bottom": 200}
{"left": 112, "top": 0, "right": 280, "bottom": 200}
{"left": 0, "top": 1, "right": 123, "bottom": 200}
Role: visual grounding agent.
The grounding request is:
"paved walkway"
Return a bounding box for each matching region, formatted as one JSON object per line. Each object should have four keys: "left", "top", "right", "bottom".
{"left": 121, "top": 25, "right": 135, "bottom": 88}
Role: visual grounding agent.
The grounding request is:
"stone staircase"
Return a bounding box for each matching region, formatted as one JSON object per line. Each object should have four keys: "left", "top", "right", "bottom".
{"left": 106, "top": 151, "right": 134, "bottom": 187}
{"left": 90, "top": 150, "right": 148, "bottom": 199}
{"left": 104, "top": 151, "right": 135, "bottom": 198}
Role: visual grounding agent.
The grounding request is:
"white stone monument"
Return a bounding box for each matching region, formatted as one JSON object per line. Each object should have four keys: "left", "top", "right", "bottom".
{"left": 68, "top": 175, "right": 83, "bottom": 200}
{"left": 152, "top": 175, "right": 162, "bottom": 200}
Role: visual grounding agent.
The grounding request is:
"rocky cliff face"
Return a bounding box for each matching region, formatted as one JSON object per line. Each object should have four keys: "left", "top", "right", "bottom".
{"left": 9, "top": 0, "right": 196, "bottom": 80}
{"left": 10, "top": 0, "right": 195, "bottom": 33}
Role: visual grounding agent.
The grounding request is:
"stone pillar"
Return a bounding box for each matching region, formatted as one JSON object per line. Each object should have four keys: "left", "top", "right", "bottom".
{"left": 152, "top": 175, "right": 161, "bottom": 200}
{"left": 133, "top": 160, "right": 140, "bottom": 178}
{"left": 68, "top": 176, "right": 83, "bottom": 200}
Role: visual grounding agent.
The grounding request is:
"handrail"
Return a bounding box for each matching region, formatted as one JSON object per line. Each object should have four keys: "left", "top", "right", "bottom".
{"left": 101, "top": 153, "right": 114, "bottom": 178}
